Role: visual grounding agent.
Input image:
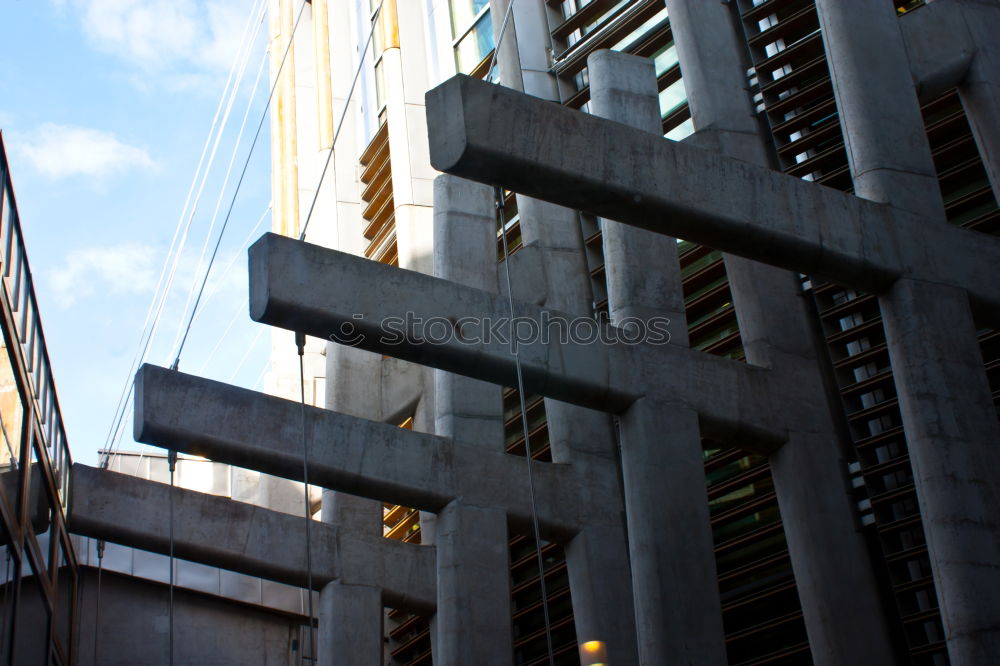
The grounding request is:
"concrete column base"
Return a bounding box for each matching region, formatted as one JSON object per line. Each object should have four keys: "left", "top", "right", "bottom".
{"left": 618, "top": 397, "right": 726, "bottom": 665}
{"left": 434, "top": 501, "right": 513, "bottom": 665}
{"left": 319, "top": 581, "right": 383, "bottom": 666}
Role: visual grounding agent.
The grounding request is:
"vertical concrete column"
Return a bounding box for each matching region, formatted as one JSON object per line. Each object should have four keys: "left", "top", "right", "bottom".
{"left": 318, "top": 581, "right": 383, "bottom": 666}
{"left": 431, "top": 175, "right": 512, "bottom": 663}
{"left": 953, "top": 0, "right": 1000, "bottom": 196}
{"left": 814, "top": 0, "right": 945, "bottom": 219}
{"left": 434, "top": 501, "right": 512, "bottom": 666}
{"left": 488, "top": 7, "right": 639, "bottom": 663}
{"left": 589, "top": 49, "right": 725, "bottom": 665}
{"left": 881, "top": 280, "right": 1000, "bottom": 662}
{"left": 433, "top": 175, "right": 505, "bottom": 446}
{"left": 662, "top": 2, "right": 898, "bottom": 663}
{"left": 588, "top": 50, "right": 688, "bottom": 337}
{"left": 818, "top": 2, "right": 1000, "bottom": 662}
{"left": 618, "top": 397, "right": 727, "bottom": 666}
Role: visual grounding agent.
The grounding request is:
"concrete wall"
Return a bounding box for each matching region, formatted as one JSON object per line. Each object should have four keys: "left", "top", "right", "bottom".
{"left": 75, "top": 568, "right": 307, "bottom": 666}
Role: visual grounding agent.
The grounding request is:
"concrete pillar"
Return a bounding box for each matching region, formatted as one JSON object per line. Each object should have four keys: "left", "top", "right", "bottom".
{"left": 589, "top": 49, "right": 724, "bottom": 664}
{"left": 588, "top": 50, "right": 687, "bottom": 337}
{"left": 431, "top": 175, "right": 512, "bottom": 663}
{"left": 953, "top": 0, "right": 1000, "bottom": 196}
{"left": 662, "top": 2, "right": 899, "bottom": 663}
{"left": 814, "top": 0, "right": 945, "bottom": 220}
{"left": 433, "top": 175, "right": 505, "bottom": 446}
{"left": 818, "top": 2, "right": 1000, "bottom": 662}
{"left": 880, "top": 279, "right": 1000, "bottom": 663}
{"left": 489, "top": 8, "right": 639, "bottom": 662}
{"left": 618, "top": 397, "right": 727, "bottom": 666}
{"left": 319, "top": 581, "right": 383, "bottom": 666}
{"left": 433, "top": 501, "right": 512, "bottom": 666}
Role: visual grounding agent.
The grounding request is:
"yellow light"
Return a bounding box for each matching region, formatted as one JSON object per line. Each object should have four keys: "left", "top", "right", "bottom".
{"left": 579, "top": 640, "right": 608, "bottom": 665}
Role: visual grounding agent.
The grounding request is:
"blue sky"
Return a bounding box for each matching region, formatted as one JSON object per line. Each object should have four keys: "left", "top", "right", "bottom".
{"left": 1, "top": 0, "right": 274, "bottom": 465}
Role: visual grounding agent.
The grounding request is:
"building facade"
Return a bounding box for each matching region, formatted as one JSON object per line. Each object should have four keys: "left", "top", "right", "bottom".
{"left": 61, "top": 0, "right": 999, "bottom": 665}
{"left": 0, "top": 133, "right": 77, "bottom": 665}
{"left": 261, "top": 0, "right": 998, "bottom": 664}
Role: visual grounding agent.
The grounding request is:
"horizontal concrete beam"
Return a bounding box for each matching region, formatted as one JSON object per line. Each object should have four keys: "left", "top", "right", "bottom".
{"left": 68, "top": 463, "right": 435, "bottom": 610}
{"left": 134, "top": 364, "right": 621, "bottom": 536}
{"left": 425, "top": 75, "right": 1000, "bottom": 317}
{"left": 248, "top": 233, "right": 784, "bottom": 445}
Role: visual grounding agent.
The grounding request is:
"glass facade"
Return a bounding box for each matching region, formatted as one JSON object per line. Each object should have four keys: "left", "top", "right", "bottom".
{"left": 0, "top": 133, "right": 77, "bottom": 665}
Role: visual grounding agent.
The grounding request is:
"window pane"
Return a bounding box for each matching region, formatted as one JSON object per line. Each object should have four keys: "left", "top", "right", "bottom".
{"left": 449, "top": 0, "right": 490, "bottom": 38}
{"left": 454, "top": 12, "right": 495, "bottom": 74}
{"left": 0, "top": 343, "right": 23, "bottom": 474}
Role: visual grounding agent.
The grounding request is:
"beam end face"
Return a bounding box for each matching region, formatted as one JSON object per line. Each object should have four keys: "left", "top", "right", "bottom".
{"left": 425, "top": 75, "right": 470, "bottom": 175}
{"left": 248, "top": 232, "right": 274, "bottom": 326}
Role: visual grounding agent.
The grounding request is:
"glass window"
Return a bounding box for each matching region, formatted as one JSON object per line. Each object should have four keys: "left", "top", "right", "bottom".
{"left": 449, "top": 0, "right": 490, "bottom": 38}
{"left": 0, "top": 344, "right": 23, "bottom": 475}
{"left": 453, "top": 11, "right": 495, "bottom": 74}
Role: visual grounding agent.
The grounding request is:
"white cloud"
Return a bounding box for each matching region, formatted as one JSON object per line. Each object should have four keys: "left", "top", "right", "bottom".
{"left": 59, "top": 0, "right": 257, "bottom": 78}
{"left": 19, "top": 123, "right": 155, "bottom": 179}
{"left": 51, "top": 242, "right": 159, "bottom": 307}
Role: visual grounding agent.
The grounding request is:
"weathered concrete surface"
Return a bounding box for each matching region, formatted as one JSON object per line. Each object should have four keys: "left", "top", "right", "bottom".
{"left": 424, "top": 75, "right": 1000, "bottom": 318}
{"left": 900, "top": 0, "right": 1000, "bottom": 196}
{"left": 318, "top": 581, "right": 383, "bottom": 666}
{"left": 434, "top": 502, "right": 512, "bottom": 666}
{"left": 589, "top": 50, "right": 688, "bottom": 336}
{"left": 653, "top": 0, "right": 902, "bottom": 658}
{"left": 432, "top": 174, "right": 505, "bottom": 448}
{"left": 490, "top": 8, "right": 643, "bottom": 659}
{"left": 589, "top": 48, "right": 725, "bottom": 666}
{"left": 432, "top": 175, "right": 513, "bottom": 664}
{"left": 68, "top": 463, "right": 435, "bottom": 610}
{"left": 881, "top": 279, "right": 1000, "bottom": 663}
{"left": 249, "top": 232, "right": 784, "bottom": 446}
{"left": 133, "top": 364, "right": 621, "bottom": 536}
{"left": 619, "top": 397, "right": 727, "bottom": 666}
{"left": 75, "top": 568, "right": 304, "bottom": 666}
{"left": 899, "top": 0, "right": 975, "bottom": 103}
{"left": 816, "top": 0, "right": 946, "bottom": 219}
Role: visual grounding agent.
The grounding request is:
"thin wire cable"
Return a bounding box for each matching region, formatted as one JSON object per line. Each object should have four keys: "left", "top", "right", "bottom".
{"left": 299, "top": 0, "right": 386, "bottom": 242}
{"left": 296, "top": 334, "right": 316, "bottom": 661}
{"left": 106, "top": 0, "right": 304, "bottom": 468}
{"left": 487, "top": 5, "right": 555, "bottom": 663}
{"left": 169, "top": 45, "right": 268, "bottom": 364}
{"left": 485, "top": 0, "right": 516, "bottom": 85}
{"left": 172, "top": 0, "right": 309, "bottom": 368}
{"left": 101, "top": 0, "right": 266, "bottom": 467}
{"left": 189, "top": 203, "right": 271, "bottom": 342}
{"left": 496, "top": 186, "right": 555, "bottom": 666}
{"left": 169, "top": 2, "right": 268, "bottom": 357}
{"left": 100, "top": 0, "right": 263, "bottom": 465}
{"left": 228, "top": 327, "right": 267, "bottom": 383}
{"left": 251, "top": 361, "right": 269, "bottom": 390}
{"left": 168, "top": 450, "right": 177, "bottom": 666}
{"left": 93, "top": 540, "right": 105, "bottom": 666}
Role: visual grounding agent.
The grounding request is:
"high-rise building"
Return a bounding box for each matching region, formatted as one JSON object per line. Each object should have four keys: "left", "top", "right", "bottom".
{"left": 0, "top": 132, "right": 78, "bottom": 665}
{"left": 63, "top": 0, "right": 1000, "bottom": 664}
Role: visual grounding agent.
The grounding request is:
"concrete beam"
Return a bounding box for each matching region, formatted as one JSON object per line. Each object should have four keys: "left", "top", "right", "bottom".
{"left": 133, "top": 364, "right": 620, "bottom": 536}
{"left": 424, "top": 75, "right": 1000, "bottom": 317}
{"left": 68, "top": 463, "right": 435, "bottom": 611}
{"left": 249, "top": 232, "right": 784, "bottom": 446}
